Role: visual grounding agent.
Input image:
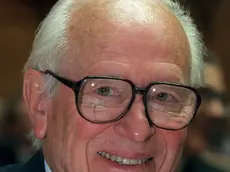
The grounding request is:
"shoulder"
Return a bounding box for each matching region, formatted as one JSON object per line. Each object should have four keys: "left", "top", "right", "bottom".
{"left": 0, "top": 164, "right": 22, "bottom": 172}
{"left": 0, "top": 150, "right": 45, "bottom": 172}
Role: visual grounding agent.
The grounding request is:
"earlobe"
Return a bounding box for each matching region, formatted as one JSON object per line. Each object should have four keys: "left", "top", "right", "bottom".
{"left": 23, "top": 68, "right": 48, "bottom": 139}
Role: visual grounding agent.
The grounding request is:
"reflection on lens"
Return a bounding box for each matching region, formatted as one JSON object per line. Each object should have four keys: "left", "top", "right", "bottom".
{"left": 147, "top": 84, "right": 197, "bottom": 129}
{"left": 77, "top": 78, "right": 132, "bottom": 122}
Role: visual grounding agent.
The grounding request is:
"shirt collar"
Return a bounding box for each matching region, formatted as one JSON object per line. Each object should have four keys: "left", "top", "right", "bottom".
{"left": 44, "top": 160, "right": 52, "bottom": 172}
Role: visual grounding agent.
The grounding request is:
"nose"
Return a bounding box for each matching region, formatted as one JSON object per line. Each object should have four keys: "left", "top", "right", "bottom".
{"left": 114, "top": 96, "right": 156, "bottom": 143}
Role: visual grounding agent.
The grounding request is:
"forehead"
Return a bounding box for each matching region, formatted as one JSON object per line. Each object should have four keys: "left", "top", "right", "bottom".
{"left": 64, "top": 0, "right": 190, "bottom": 80}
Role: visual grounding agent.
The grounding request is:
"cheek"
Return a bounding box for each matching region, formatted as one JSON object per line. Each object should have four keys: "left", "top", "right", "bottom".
{"left": 155, "top": 129, "right": 187, "bottom": 172}
{"left": 156, "top": 128, "right": 187, "bottom": 163}
{"left": 160, "top": 128, "right": 187, "bottom": 150}
{"left": 44, "top": 86, "right": 86, "bottom": 171}
{"left": 67, "top": 117, "right": 111, "bottom": 172}
{"left": 47, "top": 85, "right": 111, "bottom": 172}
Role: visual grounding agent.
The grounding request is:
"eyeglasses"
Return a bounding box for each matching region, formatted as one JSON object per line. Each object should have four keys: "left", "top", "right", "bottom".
{"left": 44, "top": 70, "right": 201, "bottom": 130}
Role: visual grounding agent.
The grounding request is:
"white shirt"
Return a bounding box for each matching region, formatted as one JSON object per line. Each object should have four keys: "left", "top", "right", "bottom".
{"left": 44, "top": 160, "right": 52, "bottom": 172}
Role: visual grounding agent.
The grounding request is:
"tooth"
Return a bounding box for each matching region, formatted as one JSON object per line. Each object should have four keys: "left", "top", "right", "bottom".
{"left": 98, "top": 152, "right": 105, "bottom": 157}
{"left": 110, "top": 155, "right": 116, "bottom": 161}
{"left": 105, "top": 153, "right": 110, "bottom": 159}
{"left": 137, "top": 160, "right": 142, "bottom": 164}
{"left": 142, "top": 159, "right": 148, "bottom": 163}
{"left": 122, "top": 158, "right": 131, "bottom": 165}
{"left": 98, "top": 152, "right": 151, "bottom": 165}
{"left": 116, "top": 156, "right": 122, "bottom": 163}
{"left": 130, "top": 159, "right": 138, "bottom": 165}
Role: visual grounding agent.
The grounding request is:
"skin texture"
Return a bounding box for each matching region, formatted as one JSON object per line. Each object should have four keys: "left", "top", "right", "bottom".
{"left": 23, "top": 0, "right": 191, "bottom": 172}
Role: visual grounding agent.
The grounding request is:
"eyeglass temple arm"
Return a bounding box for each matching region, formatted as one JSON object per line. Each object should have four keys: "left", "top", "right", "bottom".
{"left": 44, "top": 70, "right": 76, "bottom": 89}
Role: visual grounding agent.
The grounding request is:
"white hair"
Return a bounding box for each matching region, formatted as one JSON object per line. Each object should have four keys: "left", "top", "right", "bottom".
{"left": 24, "top": 0, "right": 205, "bottom": 149}
{"left": 162, "top": 0, "right": 205, "bottom": 87}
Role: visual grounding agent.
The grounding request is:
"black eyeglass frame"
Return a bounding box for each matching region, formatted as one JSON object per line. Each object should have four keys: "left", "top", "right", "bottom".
{"left": 44, "top": 70, "right": 201, "bottom": 130}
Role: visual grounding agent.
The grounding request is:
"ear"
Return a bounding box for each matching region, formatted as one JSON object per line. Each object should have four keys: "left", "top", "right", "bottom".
{"left": 23, "top": 68, "right": 48, "bottom": 139}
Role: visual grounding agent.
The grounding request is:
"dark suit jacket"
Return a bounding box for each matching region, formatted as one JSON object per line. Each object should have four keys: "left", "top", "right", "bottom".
{"left": 0, "top": 151, "right": 45, "bottom": 172}
{"left": 182, "top": 155, "right": 227, "bottom": 172}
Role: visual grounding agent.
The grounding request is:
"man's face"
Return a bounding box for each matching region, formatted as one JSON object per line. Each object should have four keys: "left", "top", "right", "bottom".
{"left": 40, "top": 1, "right": 190, "bottom": 172}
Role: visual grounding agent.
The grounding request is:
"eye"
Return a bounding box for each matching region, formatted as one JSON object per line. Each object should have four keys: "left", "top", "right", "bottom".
{"left": 155, "top": 92, "right": 174, "bottom": 102}
{"left": 95, "top": 86, "right": 115, "bottom": 96}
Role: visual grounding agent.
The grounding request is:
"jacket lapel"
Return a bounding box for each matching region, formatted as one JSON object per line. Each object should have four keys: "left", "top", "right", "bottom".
{"left": 20, "top": 150, "right": 45, "bottom": 172}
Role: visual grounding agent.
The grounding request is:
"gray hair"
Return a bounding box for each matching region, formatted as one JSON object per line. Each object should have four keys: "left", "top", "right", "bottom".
{"left": 24, "top": 0, "right": 205, "bottom": 149}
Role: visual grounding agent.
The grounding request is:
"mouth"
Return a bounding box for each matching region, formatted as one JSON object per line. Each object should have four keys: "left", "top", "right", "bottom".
{"left": 98, "top": 151, "right": 153, "bottom": 166}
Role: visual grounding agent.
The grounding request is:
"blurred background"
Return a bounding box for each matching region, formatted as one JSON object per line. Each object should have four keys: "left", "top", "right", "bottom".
{"left": 0, "top": 0, "right": 230, "bottom": 171}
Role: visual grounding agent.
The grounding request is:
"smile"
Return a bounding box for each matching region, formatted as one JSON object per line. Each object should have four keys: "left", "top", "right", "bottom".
{"left": 98, "top": 152, "right": 152, "bottom": 165}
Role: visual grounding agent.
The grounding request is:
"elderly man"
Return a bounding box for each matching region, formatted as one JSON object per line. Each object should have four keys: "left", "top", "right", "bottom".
{"left": 0, "top": 0, "right": 204, "bottom": 172}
